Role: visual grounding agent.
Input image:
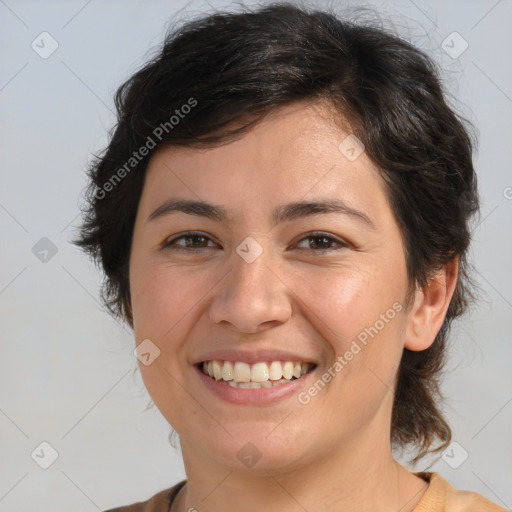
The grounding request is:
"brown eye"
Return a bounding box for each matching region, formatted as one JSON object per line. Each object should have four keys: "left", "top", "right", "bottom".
{"left": 295, "top": 232, "right": 349, "bottom": 252}
{"left": 163, "top": 232, "right": 218, "bottom": 250}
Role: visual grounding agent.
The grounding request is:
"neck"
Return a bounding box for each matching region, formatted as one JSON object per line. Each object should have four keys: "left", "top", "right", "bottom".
{"left": 173, "top": 424, "right": 429, "bottom": 512}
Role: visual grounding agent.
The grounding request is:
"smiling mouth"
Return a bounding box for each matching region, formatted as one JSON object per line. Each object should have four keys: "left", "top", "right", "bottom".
{"left": 198, "top": 360, "right": 316, "bottom": 389}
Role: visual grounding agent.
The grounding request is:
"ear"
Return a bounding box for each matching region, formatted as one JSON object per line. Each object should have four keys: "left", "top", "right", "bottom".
{"left": 404, "top": 258, "right": 459, "bottom": 351}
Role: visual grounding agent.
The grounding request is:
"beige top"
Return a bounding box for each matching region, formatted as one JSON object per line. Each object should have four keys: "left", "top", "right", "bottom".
{"left": 412, "top": 472, "right": 508, "bottom": 512}
{"left": 104, "top": 472, "right": 508, "bottom": 511}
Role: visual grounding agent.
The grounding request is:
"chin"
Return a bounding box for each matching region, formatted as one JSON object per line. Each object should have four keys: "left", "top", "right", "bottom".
{"left": 193, "top": 425, "right": 317, "bottom": 473}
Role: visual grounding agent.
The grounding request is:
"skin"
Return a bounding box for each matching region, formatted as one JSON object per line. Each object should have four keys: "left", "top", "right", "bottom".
{"left": 129, "top": 101, "right": 458, "bottom": 512}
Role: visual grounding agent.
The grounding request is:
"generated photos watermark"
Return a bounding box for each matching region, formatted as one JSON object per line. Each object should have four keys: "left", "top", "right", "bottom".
{"left": 94, "top": 97, "right": 197, "bottom": 200}
{"left": 298, "top": 301, "right": 403, "bottom": 404}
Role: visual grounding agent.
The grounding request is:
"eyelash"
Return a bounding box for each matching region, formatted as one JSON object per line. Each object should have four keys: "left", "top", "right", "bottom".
{"left": 161, "top": 231, "right": 350, "bottom": 253}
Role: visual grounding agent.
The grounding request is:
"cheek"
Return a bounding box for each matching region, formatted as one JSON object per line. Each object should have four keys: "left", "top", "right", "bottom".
{"left": 129, "top": 263, "right": 210, "bottom": 425}
{"left": 294, "top": 259, "right": 409, "bottom": 409}
{"left": 131, "top": 263, "right": 211, "bottom": 340}
{"left": 296, "top": 261, "right": 406, "bottom": 350}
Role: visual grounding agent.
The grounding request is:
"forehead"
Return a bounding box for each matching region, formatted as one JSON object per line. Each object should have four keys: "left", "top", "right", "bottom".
{"left": 140, "top": 101, "right": 390, "bottom": 224}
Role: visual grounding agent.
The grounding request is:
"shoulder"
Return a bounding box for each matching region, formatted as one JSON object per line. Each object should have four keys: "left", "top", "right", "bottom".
{"left": 413, "top": 472, "right": 508, "bottom": 512}
{"left": 103, "top": 480, "right": 186, "bottom": 512}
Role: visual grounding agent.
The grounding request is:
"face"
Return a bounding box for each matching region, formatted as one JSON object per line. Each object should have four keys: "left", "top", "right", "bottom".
{"left": 129, "top": 101, "right": 413, "bottom": 473}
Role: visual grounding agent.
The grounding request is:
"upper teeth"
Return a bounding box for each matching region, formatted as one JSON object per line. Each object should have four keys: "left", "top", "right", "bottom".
{"left": 202, "top": 360, "right": 312, "bottom": 383}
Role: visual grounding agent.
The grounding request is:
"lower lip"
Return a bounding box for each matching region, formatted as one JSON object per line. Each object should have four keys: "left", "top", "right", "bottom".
{"left": 194, "top": 365, "right": 316, "bottom": 405}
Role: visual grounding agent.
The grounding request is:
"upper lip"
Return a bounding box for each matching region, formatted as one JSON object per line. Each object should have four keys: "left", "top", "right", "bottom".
{"left": 192, "top": 349, "right": 318, "bottom": 366}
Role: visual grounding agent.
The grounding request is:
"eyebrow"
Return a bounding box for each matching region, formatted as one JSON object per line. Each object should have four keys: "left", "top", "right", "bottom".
{"left": 148, "top": 198, "right": 375, "bottom": 229}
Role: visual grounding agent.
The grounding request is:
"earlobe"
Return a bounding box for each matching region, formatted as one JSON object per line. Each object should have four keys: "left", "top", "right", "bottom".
{"left": 404, "top": 259, "right": 459, "bottom": 352}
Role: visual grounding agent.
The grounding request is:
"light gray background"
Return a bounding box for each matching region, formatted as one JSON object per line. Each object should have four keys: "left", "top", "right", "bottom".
{"left": 1, "top": 0, "right": 511, "bottom": 510}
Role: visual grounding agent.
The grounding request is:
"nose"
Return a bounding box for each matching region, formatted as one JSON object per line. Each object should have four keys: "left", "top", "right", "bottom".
{"left": 208, "top": 245, "right": 292, "bottom": 334}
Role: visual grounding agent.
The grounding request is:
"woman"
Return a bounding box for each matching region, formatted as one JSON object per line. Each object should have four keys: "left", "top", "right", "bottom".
{"left": 76, "top": 3, "right": 506, "bottom": 511}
